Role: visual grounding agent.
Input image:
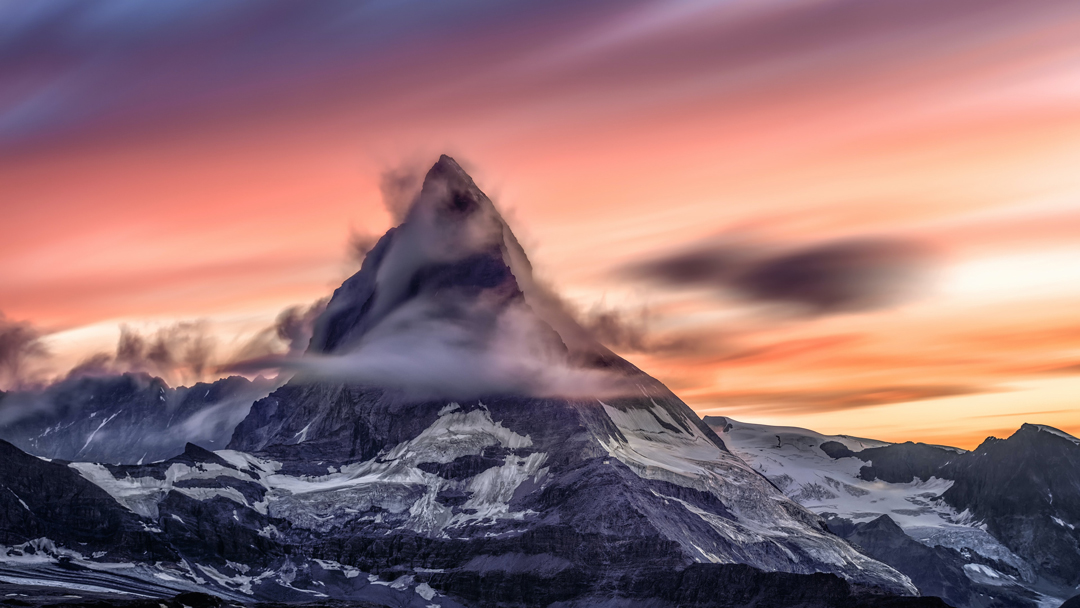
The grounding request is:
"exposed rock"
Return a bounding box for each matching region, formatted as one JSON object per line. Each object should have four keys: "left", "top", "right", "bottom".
{"left": 824, "top": 515, "right": 1039, "bottom": 608}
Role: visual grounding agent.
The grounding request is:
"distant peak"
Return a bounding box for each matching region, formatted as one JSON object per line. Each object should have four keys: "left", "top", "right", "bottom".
{"left": 434, "top": 153, "right": 462, "bottom": 172}
{"left": 414, "top": 154, "right": 486, "bottom": 219}
{"left": 1019, "top": 423, "right": 1080, "bottom": 445}
{"left": 424, "top": 154, "right": 466, "bottom": 184}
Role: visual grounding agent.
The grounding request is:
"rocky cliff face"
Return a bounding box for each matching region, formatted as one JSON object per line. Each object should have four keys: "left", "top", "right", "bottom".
{"left": 941, "top": 424, "right": 1080, "bottom": 588}
{"left": 0, "top": 439, "right": 173, "bottom": 560}
{"left": 830, "top": 423, "right": 1080, "bottom": 591}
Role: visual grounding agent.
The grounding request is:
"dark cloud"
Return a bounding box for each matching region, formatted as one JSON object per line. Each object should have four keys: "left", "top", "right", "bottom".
{"left": 0, "top": 298, "right": 330, "bottom": 389}
{"left": 348, "top": 230, "right": 381, "bottom": 265}
{"left": 65, "top": 353, "right": 115, "bottom": 380}
{"left": 226, "top": 298, "right": 330, "bottom": 373}
{"left": 582, "top": 307, "right": 651, "bottom": 352}
{"left": 124, "top": 322, "right": 215, "bottom": 378}
{"left": 273, "top": 298, "right": 330, "bottom": 356}
{"left": 71, "top": 322, "right": 219, "bottom": 386}
{"left": 627, "top": 238, "right": 935, "bottom": 315}
{"left": 379, "top": 165, "right": 425, "bottom": 225}
{"left": 1, "top": 0, "right": 608, "bottom": 149}
{"left": 579, "top": 305, "right": 711, "bottom": 356}
{"left": 345, "top": 165, "right": 423, "bottom": 265}
{"left": 3, "top": 0, "right": 1062, "bottom": 154}
{"left": 0, "top": 312, "right": 49, "bottom": 389}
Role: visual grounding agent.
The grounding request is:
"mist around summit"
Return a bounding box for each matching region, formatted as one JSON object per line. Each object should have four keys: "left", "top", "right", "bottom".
{"left": 233, "top": 156, "right": 640, "bottom": 402}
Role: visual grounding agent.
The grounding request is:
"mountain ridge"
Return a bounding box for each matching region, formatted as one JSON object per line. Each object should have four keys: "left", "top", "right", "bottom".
{"left": 0, "top": 372, "right": 276, "bottom": 464}
{"left": 709, "top": 415, "right": 1080, "bottom": 608}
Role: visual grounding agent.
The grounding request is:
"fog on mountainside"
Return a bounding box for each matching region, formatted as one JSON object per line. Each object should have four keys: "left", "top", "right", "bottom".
{"left": 0, "top": 373, "right": 277, "bottom": 464}
{"left": 0, "top": 300, "right": 326, "bottom": 464}
{"left": 233, "top": 156, "right": 642, "bottom": 403}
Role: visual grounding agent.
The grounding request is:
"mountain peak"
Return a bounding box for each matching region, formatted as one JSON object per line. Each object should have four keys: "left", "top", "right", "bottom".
{"left": 413, "top": 154, "right": 487, "bottom": 219}
{"left": 307, "top": 155, "right": 523, "bottom": 354}
{"left": 295, "top": 155, "right": 640, "bottom": 403}
{"left": 1017, "top": 422, "right": 1080, "bottom": 445}
{"left": 427, "top": 153, "right": 469, "bottom": 184}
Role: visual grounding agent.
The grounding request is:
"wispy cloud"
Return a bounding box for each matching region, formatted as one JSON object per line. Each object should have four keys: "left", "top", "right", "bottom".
{"left": 695, "top": 384, "right": 995, "bottom": 415}
{"left": 0, "top": 312, "right": 49, "bottom": 390}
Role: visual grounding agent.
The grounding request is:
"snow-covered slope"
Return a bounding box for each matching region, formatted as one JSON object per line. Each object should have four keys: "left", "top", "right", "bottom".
{"left": 1, "top": 400, "right": 922, "bottom": 606}
{"left": 705, "top": 416, "right": 965, "bottom": 531}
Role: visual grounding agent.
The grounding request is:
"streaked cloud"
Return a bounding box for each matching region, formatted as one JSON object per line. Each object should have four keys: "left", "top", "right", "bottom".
{"left": 0, "top": 313, "right": 49, "bottom": 389}
{"left": 695, "top": 384, "right": 994, "bottom": 415}
{"left": 625, "top": 237, "right": 934, "bottom": 314}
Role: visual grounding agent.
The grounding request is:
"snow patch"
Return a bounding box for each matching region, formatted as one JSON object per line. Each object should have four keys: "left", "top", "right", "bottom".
{"left": 5, "top": 488, "right": 30, "bottom": 511}
{"left": 1052, "top": 516, "right": 1075, "bottom": 530}
{"left": 1032, "top": 425, "right": 1080, "bottom": 445}
{"left": 313, "top": 559, "right": 361, "bottom": 578}
{"left": 293, "top": 422, "right": 313, "bottom": 443}
{"left": 0, "top": 574, "right": 147, "bottom": 597}
{"left": 713, "top": 418, "right": 965, "bottom": 532}
{"left": 77, "top": 411, "right": 121, "bottom": 456}
{"left": 70, "top": 459, "right": 268, "bottom": 518}
{"left": 415, "top": 582, "right": 437, "bottom": 600}
{"left": 598, "top": 404, "right": 916, "bottom": 592}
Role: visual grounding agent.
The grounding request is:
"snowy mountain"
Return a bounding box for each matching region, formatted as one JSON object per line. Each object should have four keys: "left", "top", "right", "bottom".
{"left": 707, "top": 416, "right": 1080, "bottom": 608}
{"left": 0, "top": 156, "right": 942, "bottom": 608}
{"left": 0, "top": 373, "right": 276, "bottom": 464}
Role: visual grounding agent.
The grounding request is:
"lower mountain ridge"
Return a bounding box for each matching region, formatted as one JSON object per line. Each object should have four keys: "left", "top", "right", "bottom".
{"left": 707, "top": 416, "right": 1080, "bottom": 608}
{"left": 0, "top": 373, "right": 276, "bottom": 464}
{"left": 2, "top": 156, "right": 941, "bottom": 607}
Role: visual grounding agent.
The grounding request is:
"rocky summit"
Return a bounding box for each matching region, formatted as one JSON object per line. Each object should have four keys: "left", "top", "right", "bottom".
{"left": 0, "top": 157, "right": 941, "bottom": 608}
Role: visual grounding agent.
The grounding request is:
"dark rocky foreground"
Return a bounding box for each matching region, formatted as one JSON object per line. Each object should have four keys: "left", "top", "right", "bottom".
{"left": 821, "top": 515, "right": 1043, "bottom": 608}
{"left": 0, "top": 573, "right": 952, "bottom": 608}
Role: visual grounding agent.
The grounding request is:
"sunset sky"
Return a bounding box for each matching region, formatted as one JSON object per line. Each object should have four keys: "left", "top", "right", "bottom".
{"left": 3, "top": 0, "right": 1080, "bottom": 448}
